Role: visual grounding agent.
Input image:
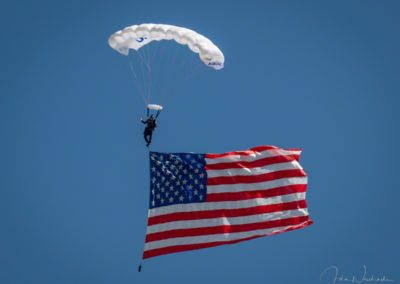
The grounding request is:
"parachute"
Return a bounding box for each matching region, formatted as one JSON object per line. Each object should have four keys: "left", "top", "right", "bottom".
{"left": 108, "top": 23, "right": 224, "bottom": 113}
{"left": 108, "top": 24, "right": 224, "bottom": 69}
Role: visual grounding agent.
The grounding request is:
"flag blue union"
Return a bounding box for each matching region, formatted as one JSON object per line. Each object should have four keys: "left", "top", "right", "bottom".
{"left": 144, "top": 146, "right": 313, "bottom": 259}
{"left": 149, "top": 152, "right": 208, "bottom": 209}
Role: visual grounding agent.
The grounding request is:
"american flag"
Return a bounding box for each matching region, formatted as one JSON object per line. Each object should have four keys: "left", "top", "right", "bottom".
{"left": 143, "top": 145, "right": 312, "bottom": 259}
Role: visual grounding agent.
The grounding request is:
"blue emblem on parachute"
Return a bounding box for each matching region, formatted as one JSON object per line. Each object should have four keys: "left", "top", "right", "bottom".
{"left": 136, "top": 37, "right": 147, "bottom": 43}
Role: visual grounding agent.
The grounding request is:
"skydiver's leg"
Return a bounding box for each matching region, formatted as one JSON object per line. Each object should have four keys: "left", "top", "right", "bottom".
{"left": 147, "top": 131, "right": 153, "bottom": 146}
{"left": 144, "top": 130, "right": 150, "bottom": 145}
{"left": 144, "top": 129, "right": 152, "bottom": 147}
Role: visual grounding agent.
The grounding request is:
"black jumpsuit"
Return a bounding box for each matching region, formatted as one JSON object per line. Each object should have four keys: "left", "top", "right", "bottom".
{"left": 141, "top": 117, "right": 156, "bottom": 146}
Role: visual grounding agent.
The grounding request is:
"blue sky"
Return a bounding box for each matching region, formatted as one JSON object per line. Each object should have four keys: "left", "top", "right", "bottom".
{"left": 1, "top": 1, "right": 399, "bottom": 283}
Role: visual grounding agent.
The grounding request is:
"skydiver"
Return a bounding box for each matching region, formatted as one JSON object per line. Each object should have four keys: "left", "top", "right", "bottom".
{"left": 140, "top": 115, "right": 157, "bottom": 147}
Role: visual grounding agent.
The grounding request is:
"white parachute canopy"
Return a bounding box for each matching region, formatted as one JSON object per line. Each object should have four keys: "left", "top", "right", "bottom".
{"left": 108, "top": 23, "right": 224, "bottom": 70}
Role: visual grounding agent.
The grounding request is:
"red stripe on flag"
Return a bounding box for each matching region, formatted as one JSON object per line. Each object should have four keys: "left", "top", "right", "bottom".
{"left": 143, "top": 220, "right": 313, "bottom": 259}
{"left": 146, "top": 216, "right": 310, "bottom": 243}
{"left": 205, "top": 154, "right": 300, "bottom": 170}
{"left": 207, "top": 169, "right": 306, "bottom": 186}
{"left": 147, "top": 200, "right": 308, "bottom": 226}
{"left": 206, "top": 184, "right": 307, "bottom": 202}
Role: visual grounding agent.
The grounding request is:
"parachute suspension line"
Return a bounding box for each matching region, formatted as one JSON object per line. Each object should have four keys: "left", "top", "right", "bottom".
{"left": 127, "top": 55, "right": 148, "bottom": 106}
{"left": 183, "top": 51, "right": 200, "bottom": 80}
{"left": 158, "top": 42, "right": 180, "bottom": 105}
{"left": 146, "top": 42, "right": 161, "bottom": 105}
{"left": 146, "top": 107, "right": 149, "bottom": 118}
{"left": 144, "top": 46, "right": 152, "bottom": 107}
{"left": 148, "top": 40, "right": 160, "bottom": 65}
{"left": 138, "top": 49, "right": 150, "bottom": 105}
{"left": 139, "top": 46, "right": 153, "bottom": 106}
{"left": 161, "top": 52, "right": 201, "bottom": 108}
{"left": 149, "top": 41, "right": 164, "bottom": 104}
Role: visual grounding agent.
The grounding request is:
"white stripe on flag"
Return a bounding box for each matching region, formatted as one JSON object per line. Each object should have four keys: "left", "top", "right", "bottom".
{"left": 206, "top": 161, "right": 303, "bottom": 178}
{"left": 206, "top": 176, "right": 308, "bottom": 194}
{"left": 148, "top": 192, "right": 306, "bottom": 217}
{"left": 146, "top": 208, "right": 309, "bottom": 234}
{"left": 144, "top": 222, "right": 309, "bottom": 251}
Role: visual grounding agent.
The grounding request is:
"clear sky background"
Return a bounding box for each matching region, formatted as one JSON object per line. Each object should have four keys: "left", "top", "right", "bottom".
{"left": 1, "top": 1, "right": 399, "bottom": 283}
